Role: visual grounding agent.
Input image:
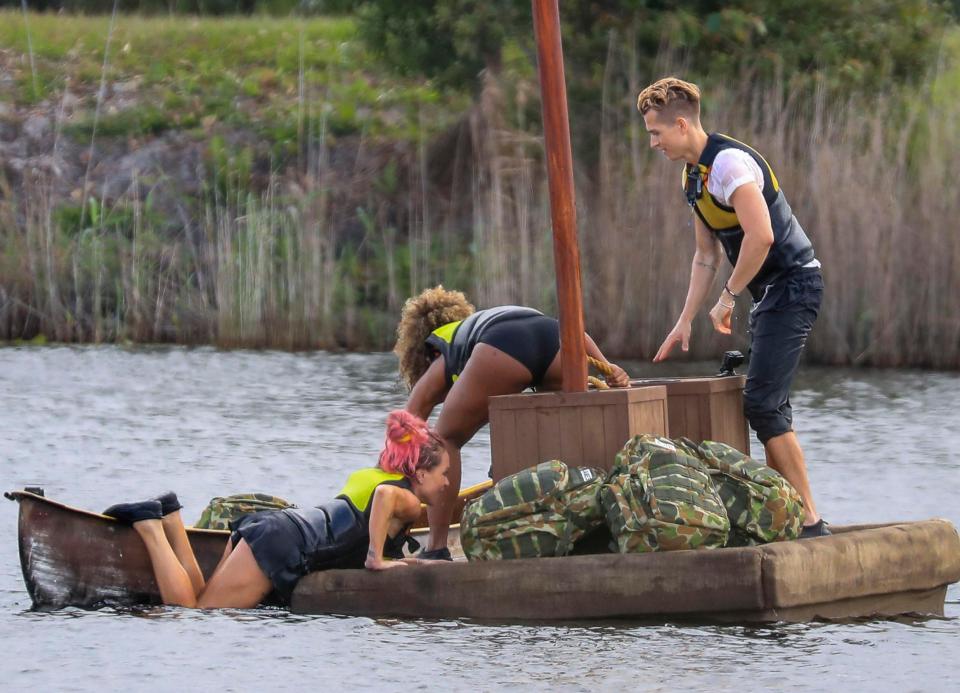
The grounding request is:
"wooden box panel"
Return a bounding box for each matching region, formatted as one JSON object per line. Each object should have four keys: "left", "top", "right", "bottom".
{"left": 630, "top": 375, "right": 750, "bottom": 454}
{"left": 488, "top": 386, "right": 668, "bottom": 481}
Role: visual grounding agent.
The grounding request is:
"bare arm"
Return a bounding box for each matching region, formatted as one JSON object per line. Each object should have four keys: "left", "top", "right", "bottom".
{"left": 405, "top": 358, "right": 448, "bottom": 420}
{"left": 364, "top": 484, "right": 422, "bottom": 571}
{"left": 707, "top": 183, "right": 773, "bottom": 334}
{"left": 584, "top": 334, "right": 629, "bottom": 387}
{"left": 726, "top": 183, "right": 773, "bottom": 295}
{"left": 653, "top": 216, "right": 722, "bottom": 361}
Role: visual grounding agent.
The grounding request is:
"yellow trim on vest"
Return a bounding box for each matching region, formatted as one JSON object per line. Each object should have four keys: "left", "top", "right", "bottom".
{"left": 337, "top": 467, "right": 404, "bottom": 513}
{"left": 714, "top": 133, "right": 780, "bottom": 192}
{"left": 431, "top": 320, "right": 461, "bottom": 344}
{"left": 685, "top": 134, "right": 782, "bottom": 231}
{"left": 694, "top": 168, "right": 741, "bottom": 230}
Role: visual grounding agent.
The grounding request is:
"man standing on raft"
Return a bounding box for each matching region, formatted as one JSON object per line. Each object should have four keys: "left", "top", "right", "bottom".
{"left": 638, "top": 77, "right": 828, "bottom": 538}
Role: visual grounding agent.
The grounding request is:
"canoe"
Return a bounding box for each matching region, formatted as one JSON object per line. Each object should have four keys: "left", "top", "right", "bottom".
{"left": 4, "top": 487, "right": 476, "bottom": 610}
{"left": 7, "top": 488, "right": 960, "bottom": 622}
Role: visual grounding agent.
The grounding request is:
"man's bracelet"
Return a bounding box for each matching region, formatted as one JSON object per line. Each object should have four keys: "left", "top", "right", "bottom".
{"left": 723, "top": 283, "right": 739, "bottom": 299}
{"left": 718, "top": 297, "right": 735, "bottom": 310}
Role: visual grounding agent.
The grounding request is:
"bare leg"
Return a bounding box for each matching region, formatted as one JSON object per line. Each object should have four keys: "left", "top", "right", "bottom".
{"left": 196, "top": 539, "right": 272, "bottom": 609}
{"left": 133, "top": 519, "right": 200, "bottom": 608}
{"left": 764, "top": 431, "right": 820, "bottom": 525}
{"left": 537, "top": 351, "right": 564, "bottom": 392}
{"left": 427, "top": 344, "right": 533, "bottom": 550}
{"left": 425, "top": 442, "right": 462, "bottom": 551}
{"left": 161, "top": 510, "right": 205, "bottom": 595}
{"left": 206, "top": 535, "right": 236, "bottom": 584}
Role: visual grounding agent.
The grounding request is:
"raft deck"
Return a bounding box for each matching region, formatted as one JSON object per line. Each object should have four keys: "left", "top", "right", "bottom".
{"left": 291, "top": 520, "right": 960, "bottom": 622}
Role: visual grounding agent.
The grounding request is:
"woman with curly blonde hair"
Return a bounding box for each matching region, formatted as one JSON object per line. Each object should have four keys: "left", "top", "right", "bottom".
{"left": 394, "top": 286, "right": 629, "bottom": 557}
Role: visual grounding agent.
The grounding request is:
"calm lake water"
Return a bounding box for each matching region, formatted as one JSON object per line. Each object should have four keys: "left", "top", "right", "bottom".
{"left": 1, "top": 346, "right": 957, "bottom": 691}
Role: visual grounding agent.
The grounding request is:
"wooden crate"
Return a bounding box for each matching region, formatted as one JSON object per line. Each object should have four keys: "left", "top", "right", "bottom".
{"left": 488, "top": 385, "right": 668, "bottom": 480}
{"left": 630, "top": 375, "right": 750, "bottom": 454}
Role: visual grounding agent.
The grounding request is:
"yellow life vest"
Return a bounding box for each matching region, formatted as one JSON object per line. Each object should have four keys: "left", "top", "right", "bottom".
{"left": 337, "top": 467, "right": 405, "bottom": 513}
{"left": 425, "top": 306, "right": 544, "bottom": 388}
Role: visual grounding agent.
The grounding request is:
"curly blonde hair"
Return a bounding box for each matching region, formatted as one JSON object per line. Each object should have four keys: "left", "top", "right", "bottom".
{"left": 394, "top": 286, "right": 475, "bottom": 390}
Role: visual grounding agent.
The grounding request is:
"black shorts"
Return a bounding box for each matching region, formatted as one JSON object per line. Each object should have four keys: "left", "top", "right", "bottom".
{"left": 230, "top": 501, "right": 367, "bottom": 604}
{"left": 479, "top": 315, "right": 560, "bottom": 388}
{"left": 743, "top": 268, "right": 823, "bottom": 443}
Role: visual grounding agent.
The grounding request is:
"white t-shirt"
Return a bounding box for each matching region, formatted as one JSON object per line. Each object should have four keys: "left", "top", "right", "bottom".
{"left": 706, "top": 149, "right": 764, "bottom": 206}
{"left": 705, "top": 147, "right": 821, "bottom": 270}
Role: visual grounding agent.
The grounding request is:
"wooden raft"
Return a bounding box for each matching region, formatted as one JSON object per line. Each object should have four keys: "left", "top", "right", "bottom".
{"left": 290, "top": 520, "right": 960, "bottom": 623}
{"left": 9, "top": 491, "right": 960, "bottom": 622}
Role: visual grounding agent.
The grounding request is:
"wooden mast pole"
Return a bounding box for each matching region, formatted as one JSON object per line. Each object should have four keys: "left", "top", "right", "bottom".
{"left": 532, "top": 0, "right": 587, "bottom": 393}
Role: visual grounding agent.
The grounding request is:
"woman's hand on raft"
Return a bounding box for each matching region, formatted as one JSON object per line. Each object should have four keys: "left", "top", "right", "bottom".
{"left": 606, "top": 364, "right": 630, "bottom": 388}
{"left": 365, "top": 556, "right": 408, "bottom": 571}
{"left": 364, "top": 556, "right": 442, "bottom": 570}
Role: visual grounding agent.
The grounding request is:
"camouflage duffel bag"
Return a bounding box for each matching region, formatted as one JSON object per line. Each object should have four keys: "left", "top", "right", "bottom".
{"left": 601, "top": 434, "right": 730, "bottom": 553}
{"left": 685, "top": 439, "right": 804, "bottom": 546}
{"left": 460, "top": 460, "right": 605, "bottom": 561}
{"left": 193, "top": 493, "right": 296, "bottom": 530}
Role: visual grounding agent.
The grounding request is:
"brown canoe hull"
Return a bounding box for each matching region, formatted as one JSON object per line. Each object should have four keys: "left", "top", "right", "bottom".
{"left": 5, "top": 488, "right": 470, "bottom": 610}
{"left": 9, "top": 490, "right": 230, "bottom": 609}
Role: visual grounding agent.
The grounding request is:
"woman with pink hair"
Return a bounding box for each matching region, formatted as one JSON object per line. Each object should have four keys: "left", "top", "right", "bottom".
{"left": 101, "top": 410, "right": 449, "bottom": 609}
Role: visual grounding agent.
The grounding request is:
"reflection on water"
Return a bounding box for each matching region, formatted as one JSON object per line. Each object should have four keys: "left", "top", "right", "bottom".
{"left": 1, "top": 346, "right": 957, "bottom": 690}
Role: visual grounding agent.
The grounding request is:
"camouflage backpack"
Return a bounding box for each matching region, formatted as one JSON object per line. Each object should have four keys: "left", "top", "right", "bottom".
{"left": 460, "top": 460, "right": 605, "bottom": 561}
{"left": 684, "top": 439, "right": 804, "bottom": 546}
{"left": 193, "top": 493, "right": 295, "bottom": 530}
{"left": 601, "top": 434, "right": 730, "bottom": 553}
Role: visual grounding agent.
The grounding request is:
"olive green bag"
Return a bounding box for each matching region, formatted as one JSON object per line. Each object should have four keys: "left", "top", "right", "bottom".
{"left": 601, "top": 434, "right": 730, "bottom": 553}
{"left": 460, "top": 460, "right": 605, "bottom": 561}
{"left": 193, "top": 492, "right": 295, "bottom": 530}
{"left": 682, "top": 439, "right": 804, "bottom": 546}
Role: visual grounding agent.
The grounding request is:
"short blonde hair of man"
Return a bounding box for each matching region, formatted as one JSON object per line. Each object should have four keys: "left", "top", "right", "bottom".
{"left": 637, "top": 77, "right": 701, "bottom": 121}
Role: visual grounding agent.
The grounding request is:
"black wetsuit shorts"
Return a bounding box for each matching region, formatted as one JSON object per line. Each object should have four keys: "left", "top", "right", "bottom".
{"left": 480, "top": 315, "right": 560, "bottom": 388}
{"left": 230, "top": 500, "right": 367, "bottom": 604}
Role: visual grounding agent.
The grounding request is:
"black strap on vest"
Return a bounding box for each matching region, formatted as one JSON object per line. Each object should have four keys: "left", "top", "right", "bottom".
{"left": 685, "top": 166, "right": 704, "bottom": 208}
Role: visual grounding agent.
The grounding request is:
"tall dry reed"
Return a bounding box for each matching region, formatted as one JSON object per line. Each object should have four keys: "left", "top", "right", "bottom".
{"left": 1, "top": 46, "right": 958, "bottom": 367}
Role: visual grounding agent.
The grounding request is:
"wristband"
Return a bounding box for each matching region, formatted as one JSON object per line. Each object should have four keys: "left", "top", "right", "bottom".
{"left": 723, "top": 283, "right": 739, "bottom": 299}
{"left": 718, "top": 297, "right": 735, "bottom": 310}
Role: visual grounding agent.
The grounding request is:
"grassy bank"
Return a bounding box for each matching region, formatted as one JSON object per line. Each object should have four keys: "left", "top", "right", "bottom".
{"left": 1, "top": 12, "right": 959, "bottom": 368}
{"left": 0, "top": 11, "right": 465, "bottom": 144}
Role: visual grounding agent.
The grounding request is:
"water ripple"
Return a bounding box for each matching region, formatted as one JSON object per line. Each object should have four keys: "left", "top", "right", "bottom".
{"left": 1, "top": 347, "right": 958, "bottom": 690}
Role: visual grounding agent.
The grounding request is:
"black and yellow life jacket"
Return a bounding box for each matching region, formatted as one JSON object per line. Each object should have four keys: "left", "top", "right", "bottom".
{"left": 683, "top": 133, "right": 816, "bottom": 299}
{"left": 337, "top": 467, "right": 410, "bottom": 517}
{"left": 335, "top": 467, "right": 417, "bottom": 560}
{"left": 425, "top": 305, "right": 544, "bottom": 388}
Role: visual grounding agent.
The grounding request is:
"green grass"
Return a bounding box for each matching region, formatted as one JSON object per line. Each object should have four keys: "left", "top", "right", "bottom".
{"left": 0, "top": 11, "right": 469, "bottom": 142}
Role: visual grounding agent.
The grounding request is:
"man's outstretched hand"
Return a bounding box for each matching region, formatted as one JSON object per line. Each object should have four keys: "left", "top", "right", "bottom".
{"left": 653, "top": 320, "right": 691, "bottom": 362}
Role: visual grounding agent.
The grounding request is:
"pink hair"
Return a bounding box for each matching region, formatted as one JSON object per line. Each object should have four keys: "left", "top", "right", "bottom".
{"left": 379, "top": 410, "right": 441, "bottom": 477}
